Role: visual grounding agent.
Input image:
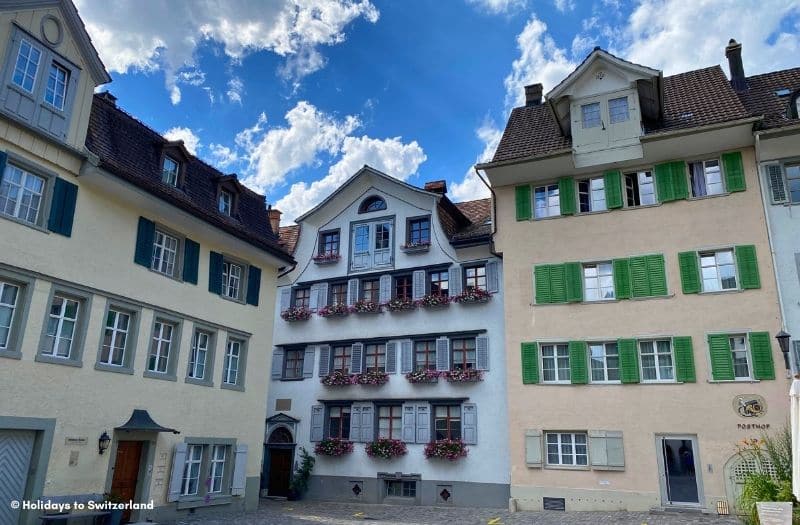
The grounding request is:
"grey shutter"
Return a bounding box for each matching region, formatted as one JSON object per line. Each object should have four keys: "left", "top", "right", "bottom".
{"left": 401, "top": 403, "right": 416, "bottom": 443}
{"left": 486, "top": 260, "right": 500, "bottom": 293}
{"left": 385, "top": 341, "right": 398, "bottom": 374}
{"left": 303, "top": 346, "right": 315, "bottom": 378}
{"left": 231, "top": 444, "right": 248, "bottom": 496}
{"left": 347, "top": 278, "right": 359, "bottom": 305}
{"left": 350, "top": 343, "right": 363, "bottom": 374}
{"left": 167, "top": 443, "right": 188, "bottom": 502}
{"left": 318, "top": 344, "right": 331, "bottom": 377}
{"left": 765, "top": 164, "right": 787, "bottom": 203}
{"left": 400, "top": 340, "right": 413, "bottom": 373}
{"left": 476, "top": 335, "right": 489, "bottom": 371}
{"left": 360, "top": 403, "right": 374, "bottom": 442}
{"left": 316, "top": 282, "right": 329, "bottom": 310}
{"left": 415, "top": 402, "right": 430, "bottom": 443}
{"left": 310, "top": 405, "right": 324, "bottom": 442}
{"left": 448, "top": 264, "right": 462, "bottom": 297}
{"left": 435, "top": 337, "right": 450, "bottom": 371}
{"left": 349, "top": 404, "right": 362, "bottom": 442}
{"left": 412, "top": 270, "right": 426, "bottom": 300}
{"left": 279, "top": 288, "right": 291, "bottom": 312}
{"left": 309, "top": 283, "right": 321, "bottom": 311}
{"left": 525, "top": 430, "right": 543, "bottom": 468}
{"left": 379, "top": 274, "right": 392, "bottom": 304}
{"left": 271, "top": 348, "right": 284, "bottom": 379}
{"left": 462, "top": 403, "right": 477, "bottom": 444}
{"left": 589, "top": 430, "right": 624, "bottom": 469}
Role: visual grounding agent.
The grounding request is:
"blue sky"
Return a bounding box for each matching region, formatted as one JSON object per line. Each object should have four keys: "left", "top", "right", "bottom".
{"left": 73, "top": 0, "right": 800, "bottom": 221}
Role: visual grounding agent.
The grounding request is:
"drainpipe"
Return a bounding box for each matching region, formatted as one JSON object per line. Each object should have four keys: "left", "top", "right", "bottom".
{"left": 474, "top": 167, "right": 502, "bottom": 260}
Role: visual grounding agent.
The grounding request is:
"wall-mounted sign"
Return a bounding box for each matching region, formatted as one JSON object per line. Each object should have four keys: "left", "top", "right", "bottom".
{"left": 738, "top": 423, "right": 770, "bottom": 431}
{"left": 65, "top": 436, "right": 88, "bottom": 446}
{"left": 733, "top": 394, "right": 766, "bottom": 418}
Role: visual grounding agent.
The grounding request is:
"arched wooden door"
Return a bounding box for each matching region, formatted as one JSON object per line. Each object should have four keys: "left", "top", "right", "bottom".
{"left": 266, "top": 427, "right": 295, "bottom": 497}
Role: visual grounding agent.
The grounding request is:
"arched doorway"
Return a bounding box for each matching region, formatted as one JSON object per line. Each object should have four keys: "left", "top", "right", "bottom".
{"left": 723, "top": 453, "right": 778, "bottom": 513}
{"left": 266, "top": 427, "right": 295, "bottom": 497}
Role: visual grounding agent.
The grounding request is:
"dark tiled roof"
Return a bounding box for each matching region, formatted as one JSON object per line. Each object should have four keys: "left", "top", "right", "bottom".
{"left": 491, "top": 104, "right": 571, "bottom": 163}
{"left": 738, "top": 68, "right": 800, "bottom": 129}
{"left": 86, "top": 94, "right": 294, "bottom": 264}
{"left": 451, "top": 197, "right": 492, "bottom": 243}
{"left": 278, "top": 224, "right": 301, "bottom": 255}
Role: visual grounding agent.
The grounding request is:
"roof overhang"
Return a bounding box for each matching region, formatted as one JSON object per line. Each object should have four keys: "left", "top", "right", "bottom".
{"left": 115, "top": 409, "right": 179, "bottom": 434}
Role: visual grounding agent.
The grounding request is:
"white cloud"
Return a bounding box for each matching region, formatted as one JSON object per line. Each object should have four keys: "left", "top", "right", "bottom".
{"left": 175, "top": 68, "right": 206, "bottom": 86}
{"left": 553, "top": 0, "right": 575, "bottom": 13}
{"left": 465, "top": 0, "right": 526, "bottom": 14}
{"left": 450, "top": 122, "right": 500, "bottom": 202}
{"left": 163, "top": 126, "right": 201, "bottom": 155}
{"left": 208, "top": 144, "right": 240, "bottom": 169}
{"left": 227, "top": 77, "right": 245, "bottom": 104}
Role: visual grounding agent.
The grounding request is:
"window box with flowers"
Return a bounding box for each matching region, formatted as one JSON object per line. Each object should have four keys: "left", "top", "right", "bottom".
{"left": 417, "top": 294, "right": 450, "bottom": 309}
{"left": 453, "top": 288, "right": 492, "bottom": 305}
{"left": 365, "top": 438, "right": 407, "bottom": 459}
{"left": 318, "top": 303, "right": 352, "bottom": 318}
{"left": 405, "top": 369, "right": 440, "bottom": 384}
{"left": 352, "top": 300, "right": 381, "bottom": 314}
{"left": 312, "top": 253, "right": 341, "bottom": 265}
{"left": 314, "top": 438, "right": 354, "bottom": 457}
{"left": 385, "top": 297, "right": 417, "bottom": 312}
{"left": 321, "top": 370, "right": 355, "bottom": 387}
{"left": 443, "top": 368, "right": 484, "bottom": 383}
{"left": 280, "top": 306, "right": 312, "bottom": 322}
{"left": 424, "top": 439, "right": 468, "bottom": 461}
{"left": 400, "top": 241, "right": 431, "bottom": 254}
{"left": 355, "top": 370, "right": 389, "bottom": 386}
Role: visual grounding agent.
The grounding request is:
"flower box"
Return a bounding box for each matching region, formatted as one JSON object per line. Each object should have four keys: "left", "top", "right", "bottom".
{"left": 318, "top": 303, "right": 352, "bottom": 318}
{"left": 351, "top": 300, "right": 381, "bottom": 314}
{"left": 321, "top": 370, "right": 355, "bottom": 386}
{"left": 280, "top": 306, "right": 312, "bottom": 322}
{"left": 453, "top": 288, "right": 492, "bottom": 304}
{"left": 355, "top": 370, "right": 389, "bottom": 386}
{"left": 385, "top": 297, "right": 417, "bottom": 312}
{"left": 416, "top": 294, "right": 450, "bottom": 309}
{"left": 443, "top": 369, "right": 484, "bottom": 383}
{"left": 405, "top": 369, "right": 440, "bottom": 383}
{"left": 400, "top": 242, "right": 431, "bottom": 254}
{"left": 314, "top": 438, "right": 354, "bottom": 457}
{"left": 312, "top": 253, "right": 341, "bottom": 265}
{"left": 365, "top": 438, "right": 407, "bottom": 459}
{"left": 424, "top": 439, "right": 468, "bottom": 461}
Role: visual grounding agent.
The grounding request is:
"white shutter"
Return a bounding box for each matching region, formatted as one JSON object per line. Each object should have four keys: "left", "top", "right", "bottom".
{"left": 231, "top": 444, "right": 248, "bottom": 496}
{"left": 589, "top": 430, "right": 624, "bottom": 469}
{"left": 279, "top": 288, "right": 291, "bottom": 312}
{"left": 435, "top": 337, "right": 450, "bottom": 371}
{"left": 448, "top": 265, "right": 462, "bottom": 297}
{"left": 475, "top": 335, "right": 489, "bottom": 371}
{"left": 310, "top": 405, "right": 324, "bottom": 442}
{"left": 316, "top": 282, "right": 329, "bottom": 310}
{"left": 167, "top": 443, "right": 188, "bottom": 502}
{"left": 309, "top": 283, "right": 321, "bottom": 311}
{"left": 525, "top": 430, "right": 543, "bottom": 468}
{"left": 415, "top": 402, "right": 430, "bottom": 444}
{"left": 360, "top": 403, "right": 375, "bottom": 442}
{"left": 271, "top": 348, "right": 284, "bottom": 379}
{"left": 385, "top": 341, "right": 398, "bottom": 374}
{"left": 318, "top": 344, "right": 331, "bottom": 377}
{"left": 350, "top": 343, "right": 363, "bottom": 374}
{"left": 400, "top": 340, "right": 413, "bottom": 373}
{"left": 765, "top": 164, "right": 787, "bottom": 203}
{"left": 303, "top": 346, "right": 315, "bottom": 378}
{"left": 486, "top": 260, "right": 500, "bottom": 293}
{"left": 379, "top": 274, "right": 392, "bottom": 304}
{"left": 349, "top": 404, "right": 362, "bottom": 442}
{"left": 401, "top": 403, "right": 416, "bottom": 442}
{"left": 347, "top": 278, "right": 360, "bottom": 305}
{"left": 412, "top": 270, "right": 426, "bottom": 300}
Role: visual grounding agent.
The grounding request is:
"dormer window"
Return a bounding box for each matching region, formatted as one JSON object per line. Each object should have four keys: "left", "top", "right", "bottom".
{"left": 608, "top": 97, "right": 629, "bottom": 124}
{"left": 581, "top": 103, "right": 601, "bottom": 128}
{"left": 359, "top": 195, "right": 386, "bottom": 213}
{"left": 162, "top": 156, "right": 180, "bottom": 186}
{"left": 44, "top": 63, "right": 69, "bottom": 111}
{"left": 218, "top": 190, "right": 232, "bottom": 215}
{"left": 12, "top": 39, "right": 40, "bottom": 93}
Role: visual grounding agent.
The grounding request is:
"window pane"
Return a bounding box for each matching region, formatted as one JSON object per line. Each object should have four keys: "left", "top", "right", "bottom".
{"left": 581, "top": 102, "right": 601, "bottom": 128}
{"left": 609, "top": 97, "right": 629, "bottom": 124}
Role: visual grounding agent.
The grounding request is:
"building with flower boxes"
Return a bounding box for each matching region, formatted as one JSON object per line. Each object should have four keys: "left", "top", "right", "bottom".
{"left": 263, "top": 166, "right": 509, "bottom": 507}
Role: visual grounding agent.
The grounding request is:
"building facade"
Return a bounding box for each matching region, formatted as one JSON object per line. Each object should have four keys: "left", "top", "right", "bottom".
{"left": 0, "top": 2, "right": 293, "bottom": 523}
{"left": 264, "top": 166, "right": 510, "bottom": 507}
{"left": 479, "top": 44, "right": 788, "bottom": 513}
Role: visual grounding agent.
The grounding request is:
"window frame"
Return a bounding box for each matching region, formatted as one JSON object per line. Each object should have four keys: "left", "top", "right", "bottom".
{"left": 581, "top": 102, "right": 602, "bottom": 129}
{"left": 292, "top": 287, "right": 311, "bottom": 309}
{"left": 143, "top": 313, "right": 182, "bottom": 381}
{"left": 348, "top": 216, "right": 395, "bottom": 272}
{"left": 36, "top": 284, "right": 92, "bottom": 368}
{"left": 385, "top": 479, "right": 416, "bottom": 499}
{"left": 150, "top": 226, "right": 183, "bottom": 280}
{"left": 94, "top": 300, "right": 140, "bottom": 375}
{"left": 540, "top": 342, "right": 571, "bottom": 384}
{"left": 583, "top": 261, "right": 615, "bottom": 302}
{"left": 433, "top": 404, "right": 462, "bottom": 441}
{"left": 394, "top": 274, "right": 413, "bottom": 301}
{"left": 729, "top": 334, "right": 752, "bottom": 380}
{"left": 331, "top": 344, "right": 351, "bottom": 373}
{"left": 533, "top": 183, "right": 560, "bottom": 219}
{"left": 361, "top": 278, "right": 380, "bottom": 303}
{"left": 623, "top": 170, "right": 657, "bottom": 208}
{"left": 638, "top": 339, "right": 676, "bottom": 383}
{"left": 545, "top": 431, "right": 589, "bottom": 468}
{"left": 185, "top": 323, "right": 217, "bottom": 387}
{"left": 588, "top": 341, "right": 620, "bottom": 383}
{"left": 327, "top": 404, "right": 352, "bottom": 440}
{"left": 0, "top": 268, "right": 34, "bottom": 360}
{"left": 786, "top": 163, "right": 800, "bottom": 204}
{"left": 428, "top": 269, "right": 449, "bottom": 297}
{"left": 161, "top": 155, "right": 181, "bottom": 187}
{"left": 608, "top": 96, "right": 629, "bottom": 124}
{"left": 221, "top": 257, "right": 247, "bottom": 302}
{"left": 44, "top": 61, "right": 69, "bottom": 111}
{"left": 463, "top": 263, "right": 487, "bottom": 292}
{"left": 282, "top": 347, "right": 305, "bottom": 380}
{"left": 377, "top": 404, "right": 402, "bottom": 440}
{"left": 698, "top": 249, "right": 738, "bottom": 293}
{"left": 318, "top": 229, "right": 341, "bottom": 257}
{"left": 179, "top": 437, "right": 236, "bottom": 505}
{"left": 221, "top": 335, "right": 248, "bottom": 392}
{"left": 0, "top": 154, "right": 56, "bottom": 232}
{"left": 218, "top": 189, "right": 233, "bottom": 216}
{"left": 358, "top": 195, "right": 387, "bottom": 213}
{"left": 450, "top": 337, "right": 476, "bottom": 371}
{"left": 329, "top": 281, "right": 348, "bottom": 306}
{"left": 689, "top": 158, "right": 725, "bottom": 198}
{"left": 363, "top": 342, "right": 386, "bottom": 373}
{"left": 577, "top": 176, "right": 607, "bottom": 213}
{"left": 406, "top": 215, "right": 431, "bottom": 246}
{"left": 413, "top": 339, "right": 437, "bottom": 371}
{"left": 11, "top": 37, "right": 41, "bottom": 94}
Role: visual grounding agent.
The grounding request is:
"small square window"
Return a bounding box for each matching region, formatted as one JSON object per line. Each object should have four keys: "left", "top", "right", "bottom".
{"left": 534, "top": 184, "right": 560, "bottom": 218}
{"left": 319, "top": 230, "right": 340, "bottom": 256}
{"left": 578, "top": 177, "right": 606, "bottom": 213}
{"left": 330, "top": 282, "right": 347, "bottom": 306}
{"left": 624, "top": 171, "right": 656, "bottom": 207}
{"left": 608, "top": 97, "right": 629, "bottom": 124}
{"left": 700, "top": 250, "right": 737, "bottom": 292}
{"left": 639, "top": 340, "right": 675, "bottom": 382}
{"left": 332, "top": 344, "right": 351, "bottom": 373}
{"left": 162, "top": 156, "right": 180, "bottom": 186}
{"left": 589, "top": 342, "right": 619, "bottom": 382}
{"left": 394, "top": 275, "right": 412, "bottom": 300}
{"left": 464, "top": 265, "right": 486, "bottom": 291}
{"left": 434, "top": 405, "right": 461, "bottom": 440}
{"left": 546, "top": 432, "right": 588, "bottom": 466}
{"left": 364, "top": 343, "right": 386, "bottom": 372}
{"left": 218, "top": 190, "right": 233, "bottom": 215}
{"left": 378, "top": 405, "right": 402, "bottom": 439}
{"left": 0, "top": 165, "right": 46, "bottom": 225}
{"left": 385, "top": 480, "right": 416, "bottom": 498}
{"left": 690, "top": 160, "right": 723, "bottom": 197}
{"left": 541, "top": 343, "right": 570, "bottom": 383}
{"left": 581, "top": 102, "right": 601, "bottom": 128}
{"left": 583, "top": 262, "right": 614, "bottom": 301}
{"left": 328, "top": 406, "right": 351, "bottom": 439}
{"left": 293, "top": 288, "right": 311, "bottom": 309}
{"left": 414, "top": 340, "right": 436, "bottom": 371}
{"left": 361, "top": 279, "right": 379, "bottom": 302}
{"left": 407, "top": 217, "right": 430, "bottom": 246}
{"left": 429, "top": 271, "right": 449, "bottom": 297}
{"left": 283, "top": 349, "right": 305, "bottom": 379}
{"left": 451, "top": 338, "right": 476, "bottom": 370}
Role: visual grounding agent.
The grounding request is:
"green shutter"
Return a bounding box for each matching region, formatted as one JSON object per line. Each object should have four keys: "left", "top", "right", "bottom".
{"left": 654, "top": 162, "right": 675, "bottom": 202}
{"left": 47, "top": 178, "right": 78, "bottom": 237}
{"left": 678, "top": 252, "right": 701, "bottom": 294}
{"left": 515, "top": 185, "right": 531, "bottom": 221}
{"left": 246, "top": 265, "right": 262, "bottom": 306}
{"left": 671, "top": 162, "right": 689, "bottom": 200}
{"left": 735, "top": 245, "right": 760, "bottom": 289}
{"left": 618, "top": 339, "right": 640, "bottom": 383}
{"left": 549, "top": 264, "right": 567, "bottom": 303}
{"left": 612, "top": 259, "right": 631, "bottom": 299}
{"left": 521, "top": 342, "right": 539, "bottom": 384}
{"left": 672, "top": 336, "right": 696, "bottom": 382}
{"left": 708, "top": 334, "right": 734, "bottom": 381}
{"left": 182, "top": 239, "right": 200, "bottom": 285}
{"left": 565, "top": 262, "right": 583, "bottom": 303}
{"left": 722, "top": 151, "right": 746, "bottom": 192}
{"left": 134, "top": 217, "right": 155, "bottom": 267}
{"left": 646, "top": 254, "right": 667, "bottom": 296}
{"left": 534, "top": 265, "right": 551, "bottom": 304}
{"left": 629, "top": 256, "right": 650, "bottom": 297}
{"left": 569, "top": 341, "right": 588, "bottom": 384}
{"left": 208, "top": 251, "right": 224, "bottom": 294}
{"left": 749, "top": 332, "right": 775, "bottom": 380}
{"left": 559, "top": 177, "right": 576, "bottom": 216}
{"left": 604, "top": 170, "right": 623, "bottom": 209}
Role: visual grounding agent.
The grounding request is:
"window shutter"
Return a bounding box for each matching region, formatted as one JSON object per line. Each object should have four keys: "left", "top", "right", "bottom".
{"left": 476, "top": 335, "right": 489, "bottom": 371}
{"left": 208, "top": 251, "right": 223, "bottom": 294}
{"left": 735, "top": 245, "right": 761, "bottom": 289}
{"left": 415, "top": 402, "right": 430, "bottom": 444}
{"left": 568, "top": 340, "right": 587, "bottom": 384}
{"left": 654, "top": 161, "right": 675, "bottom": 202}
{"left": 401, "top": 403, "right": 416, "bottom": 443}
{"left": 589, "top": 430, "right": 624, "bottom": 469}
{"left": 309, "top": 283, "right": 321, "bottom": 311}
{"left": 672, "top": 337, "right": 696, "bottom": 383}
{"left": 461, "top": 403, "right": 477, "bottom": 444}
{"left": 385, "top": 341, "right": 398, "bottom": 374}
{"left": 558, "top": 177, "right": 576, "bottom": 215}
{"left": 629, "top": 256, "right": 650, "bottom": 297}
{"left": 279, "top": 288, "right": 291, "bottom": 313}
{"left": 604, "top": 170, "right": 623, "bottom": 209}
{"left": 303, "top": 346, "right": 316, "bottom": 378}
{"left": 612, "top": 259, "right": 631, "bottom": 299}
{"left": 618, "top": 338, "right": 640, "bottom": 384}
{"left": 310, "top": 405, "right": 324, "bottom": 442}
{"left": 549, "top": 264, "right": 567, "bottom": 303}
{"left": 486, "top": 260, "right": 500, "bottom": 293}
{"left": 521, "top": 342, "right": 539, "bottom": 384}
{"left": 765, "top": 164, "right": 787, "bottom": 203}
{"left": 588, "top": 430, "right": 607, "bottom": 467}
{"left": 534, "top": 265, "right": 551, "bottom": 304}
{"left": 359, "top": 403, "right": 374, "bottom": 442}
{"left": 449, "top": 264, "right": 463, "bottom": 297}
{"left": 412, "top": 270, "right": 426, "bottom": 300}
{"left": 231, "top": 444, "right": 248, "bottom": 496}
{"left": 167, "top": 443, "right": 188, "bottom": 502}
{"left": 708, "top": 334, "right": 734, "bottom": 381}
{"left": 271, "top": 347, "right": 284, "bottom": 379}
{"left": 678, "top": 252, "right": 701, "bottom": 294}
{"left": 350, "top": 342, "right": 364, "bottom": 374}
{"left": 316, "top": 282, "right": 329, "bottom": 310}
{"left": 749, "top": 331, "right": 775, "bottom": 380}
{"left": 671, "top": 161, "right": 689, "bottom": 200}
{"left": 182, "top": 238, "right": 200, "bottom": 285}
{"left": 349, "top": 404, "right": 362, "bottom": 442}
{"left": 134, "top": 217, "right": 155, "bottom": 267}
{"left": 515, "top": 185, "right": 531, "bottom": 221}
{"left": 347, "top": 278, "right": 359, "bottom": 305}
{"left": 246, "top": 265, "right": 262, "bottom": 306}
{"left": 379, "top": 274, "right": 392, "bottom": 304}
{"left": 400, "top": 340, "right": 413, "bottom": 373}
{"left": 646, "top": 254, "right": 667, "bottom": 296}
{"left": 317, "top": 344, "right": 331, "bottom": 377}
{"left": 435, "top": 337, "right": 450, "bottom": 371}
{"left": 525, "top": 429, "right": 543, "bottom": 468}
{"left": 47, "top": 178, "right": 78, "bottom": 236}
{"left": 565, "top": 262, "right": 583, "bottom": 303}
{"left": 722, "top": 151, "right": 746, "bottom": 192}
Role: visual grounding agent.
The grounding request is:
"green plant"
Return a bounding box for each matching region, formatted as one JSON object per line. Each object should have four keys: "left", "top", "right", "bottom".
{"left": 289, "top": 447, "right": 315, "bottom": 495}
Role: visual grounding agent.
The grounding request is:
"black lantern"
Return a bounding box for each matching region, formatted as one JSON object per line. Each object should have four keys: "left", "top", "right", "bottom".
{"left": 775, "top": 330, "right": 791, "bottom": 371}
{"left": 98, "top": 431, "right": 111, "bottom": 455}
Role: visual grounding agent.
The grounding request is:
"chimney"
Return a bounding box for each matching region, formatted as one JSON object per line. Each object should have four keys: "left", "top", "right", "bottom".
{"left": 423, "top": 180, "right": 447, "bottom": 195}
{"left": 98, "top": 91, "right": 117, "bottom": 105}
{"left": 267, "top": 206, "right": 282, "bottom": 234}
{"left": 726, "top": 39, "right": 747, "bottom": 92}
{"left": 525, "top": 83, "right": 543, "bottom": 106}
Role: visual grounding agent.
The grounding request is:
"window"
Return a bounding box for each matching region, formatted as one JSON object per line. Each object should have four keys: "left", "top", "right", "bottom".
{"left": 319, "top": 230, "right": 340, "bottom": 256}
{"left": 100, "top": 309, "right": 130, "bottom": 366}
{"left": 329, "top": 406, "right": 351, "bottom": 439}
{"left": 640, "top": 340, "right": 674, "bottom": 381}
{"left": 730, "top": 335, "right": 751, "bottom": 379}
{"left": 0, "top": 165, "right": 45, "bottom": 225}
{"left": 378, "top": 405, "right": 402, "bottom": 439}
{"left": 222, "top": 261, "right": 243, "bottom": 300}
{"left": 386, "top": 480, "right": 416, "bottom": 498}
{"left": 578, "top": 177, "right": 606, "bottom": 213}
{"left": 223, "top": 339, "right": 242, "bottom": 385}
{"left": 43, "top": 295, "right": 79, "bottom": 359}
{"left": 12, "top": 39, "right": 41, "bottom": 93}
{"left": 148, "top": 320, "right": 174, "bottom": 374}
{"left": 180, "top": 442, "right": 234, "bottom": 501}
{"left": 330, "top": 282, "right": 347, "bottom": 305}
{"left": 376, "top": 223, "right": 391, "bottom": 250}
{"left": 534, "top": 184, "right": 560, "bottom": 218}
{"left": 351, "top": 220, "right": 393, "bottom": 271}
{"left": 188, "top": 330, "right": 211, "bottom": 380}
{"left": 787, "top": 164, "right": 800, "bottom": 203}
{"left": 395, "top": 275, "right": 412, "bottom": 300}
{"left": 209, "top": 445, "right": 226, "bottom": 493}
{"left": 362, "top": 279, "right": 379, "bottom": 303}
{"left": 583, "top": 262, "right": 614, "bottom": 301}
{"left": 332, "top": 344, "right": 351, "bottom": 373}
{"left": 434, "top": 405, "right": 461, "bottom": 440}
{"left": 608, "top": 97, "right": 629, "bottom": 124}
{"left": 581, "top": 102, "right": 601, "bottom": 128}
{"left": 181, "top": 444, "right": 203, "bottom": 495}
{"left": 451, "top": 338, "right": 476, "bottom": 370}
{"left": 218, "top": 190, "right": 232, "bottom": 215}
{"left": 464, "top": 265, "right": 486, "bottom": 291}
{"left": 541, "top": 343, "right": 570, "bottom": 383}
{"left": 151, "top": 230, "right": 179, "bottom": 277}
{"left": 624, "top": 171, "right": 656, "bottom": 207}
{"left": 414, "top": 340, "right": 436, "bottom": 371}
{"left": 359, "top": 196, "right": 387, "bottom": 213}
{"left": 589, "top": 342, "right": 619, "bottom": 382}
{"left": 0, "top": 281, "right": 19, "bottom": 350}
{"left": 44, "top": 63, "right": 68, "bottom": 110}
{"left": 407, "top": 217, "right": 430, "bottom": 245}
{"left": 162, "top": 156, "right": 180, "bottom": 186}
{"left": 700, "top": 250, "right": 737, "bottom": 292}
{"left": 429, "top": 270, "right": 448, "bottom": 297}
{"left": 293, "top": 287, "right": 311, "bottom": 309}
{"left": 690, "top": 160, "right": 723, "bottom": 197}
{"left": 283, "top": 349, "right": 304, "bottom": 379}
{"left": 364, "top": 343, "right": 386, "bottom": 372}
{"left": 546, "top": 432, "right": 588, "bottom": 466}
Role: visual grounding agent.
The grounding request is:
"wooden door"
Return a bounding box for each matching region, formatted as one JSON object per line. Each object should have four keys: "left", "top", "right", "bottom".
{"left": 268, "top": 448, "right": 293, "bottom": 496}
{"left": 110, "top": 441, "right": 143, "bottom": 522}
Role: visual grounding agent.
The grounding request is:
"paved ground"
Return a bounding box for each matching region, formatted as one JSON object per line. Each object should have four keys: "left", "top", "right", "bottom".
{"left": 171, "top": 499, "right": 742, "bottom": 524}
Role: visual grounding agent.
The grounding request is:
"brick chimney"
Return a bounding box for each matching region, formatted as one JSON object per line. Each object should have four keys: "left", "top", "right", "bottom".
{"left": 726, "top": 39, "right": 747, "bottom": 92}
{"left": 525, "top": 83, "right": 543, "bottom": 106}
{"left": 267, "top": 206, "right": 282, "bottom": 234}
{"left": 424, "top": 180, "right": 447, "bottom": 195}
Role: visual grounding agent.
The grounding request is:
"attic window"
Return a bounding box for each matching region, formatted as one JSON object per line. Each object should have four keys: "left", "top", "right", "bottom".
{"left": 219, "top": 190, "right": 233, "bottom": 216}
{"left": 581, "top": 103, "right": 601, "bottom": 129}
{"left": 359, "top": 196, "right": 386, "bottom": 213}
{"left": 775, "top": 89, "right": 791, "bottom": 97}
{"left": 162, "top": 156, "right": 180, "bottom": 187}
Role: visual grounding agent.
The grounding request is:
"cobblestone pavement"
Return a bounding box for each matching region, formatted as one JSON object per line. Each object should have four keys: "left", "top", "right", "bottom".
{"left": 171, "top": 499, "right": 742, "bottom": 524}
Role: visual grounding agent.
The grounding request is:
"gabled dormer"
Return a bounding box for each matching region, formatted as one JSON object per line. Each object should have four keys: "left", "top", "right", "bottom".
{"left": 214, "top": 174, "right": 245, "bottom": 218}
{"left": 545, "top": 48, "right": 662, "bottom": 168}
{"left": 158, "top": 140, "right": 191, "bottom": 189}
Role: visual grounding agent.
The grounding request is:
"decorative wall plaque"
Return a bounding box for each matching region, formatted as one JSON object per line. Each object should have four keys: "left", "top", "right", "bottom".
{"left": 733, "top": 394, "right": 766, "bottom": 418}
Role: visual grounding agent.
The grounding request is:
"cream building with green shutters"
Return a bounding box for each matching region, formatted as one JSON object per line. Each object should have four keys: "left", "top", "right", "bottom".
{"left": 479, "top": 45, "right": 788, "bottom": 513}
